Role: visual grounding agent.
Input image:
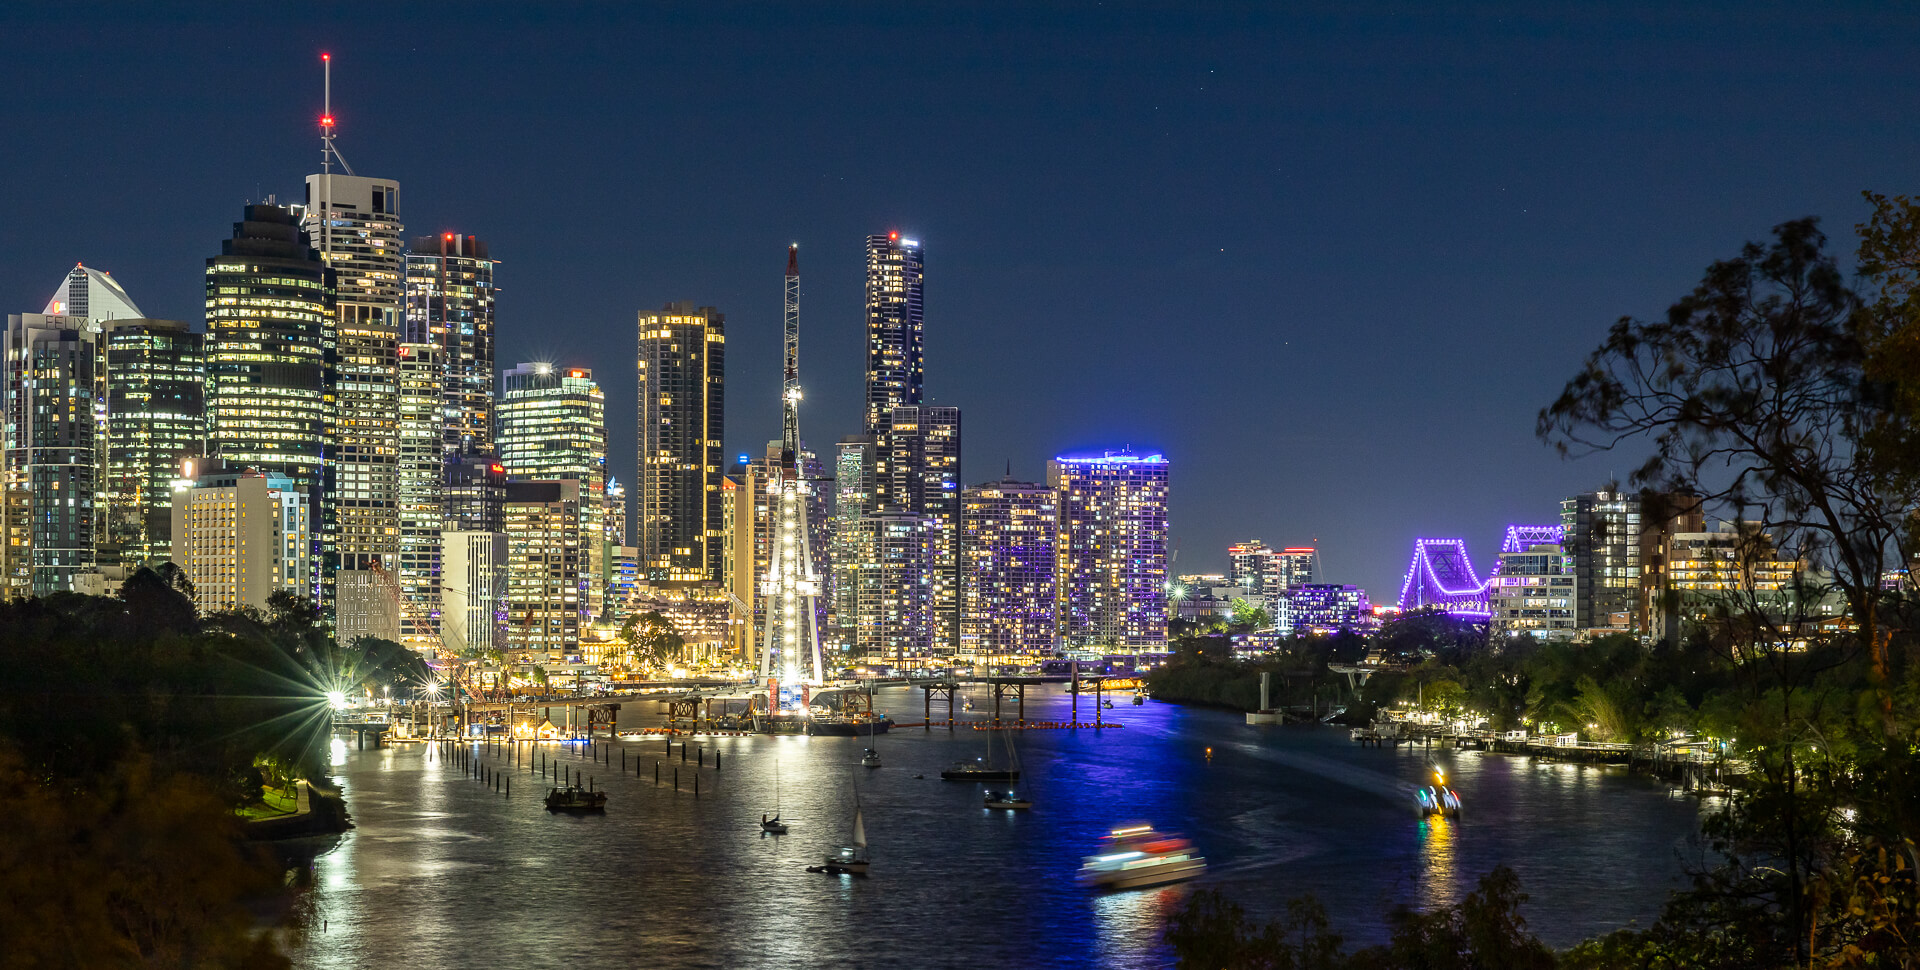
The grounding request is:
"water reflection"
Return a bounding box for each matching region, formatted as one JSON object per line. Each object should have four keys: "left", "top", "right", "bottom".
{"left": 293, "top": 688, "right": 1704, "bottom": 968}
{"left": 1417, "top": 816, "right": 1458, "bottom": 910}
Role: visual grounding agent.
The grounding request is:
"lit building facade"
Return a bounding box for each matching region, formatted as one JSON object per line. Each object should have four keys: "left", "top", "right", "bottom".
{"left": 205, "top": 203, "right": 334, "bottom": 498}
{"left": 304, "top": 173, "right": 403, "bottom": 580}
{"left": 1050, "top": 451, "right": 1170, "bottom": 649}
{"left": 503, "top": 479, "right": 586, "bottom": 656}
{"left": 1657, "top": 522, "right": 1802, "bottom": 639}
{"left": 170, "top": 466, "right": 312, "bottom": 613}
{"left": 499, "top": 363, "right": 606, "bottom": 622}
{"left": 404, "top": 233, "right": 496, "bottom": 458}
{"left": 1227, "top": 540, "right": 1277, "bottom": 595}
{"left": 102, "top": 318, "right": 203, "bottom": 567}
{"left": 1277, "top": 584, "right": 1374, "bottom": 635}
{"left": 4, "top": 313, "right": 103, "bottom": 595}
{"left": 635, "top": 302, "right": 725, "bottom": 584}
{"left": 1277, "top": 547, "right": 1320, "bottom": 588}
{"left": 831, "top": 435, "right": 877, "bottom": 643}
{"left": 863, "top": 232, "right": 924, "bottom": 435}
{"left": 872, "top": 405, "right": 962, "bottom": 652}
{"left": 854, "top": 509, "right": 933, "bottom": 663}
{"left": 960, "top": 477, "right": 1058, "bottom": 659}
{"left": 43, "top": 264, "right": 143, "bottom": 321}
{"left": 440, "top": 530, "right": 506, "bottom": 654}
{"left": 1488, "top": 525, "right": 1575, "bottom": 639}
{"left": 395, "top": 341, "right": 443, "bottom": 648}
{"left": 1561, "top": 490, "right": 1704, "bottom": 633}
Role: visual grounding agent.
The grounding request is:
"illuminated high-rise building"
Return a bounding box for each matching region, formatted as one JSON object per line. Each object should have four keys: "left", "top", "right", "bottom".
{"left": 831, "top": 435, "right": 876, "bottom": 640}
{"left": 42, "top": 263, "right": 144, "bottom": 321}
{"left": 395, "top": 340, "right": 443, "bottom": 649}
{"left": 961, "top": 476, "right": 1058, "bottom": 659}
{"left": 1227, "top": 540, "right": 1277, "bottom": 594}
{"left": 872, "top": 405, "right": 962, "bottom": 651}
{"left": 498, "top": 363, "right": 606, "bottom": 622}
{"left": 205, "top": 204, "right": 334, "bottom": 502}
{"left": 1277, "top": 547, "right": 1320, "bottom": 588}
{"left": 404, "top": 233, "right": 496, "bottom": 458}
{"left": 863, "top": 233, "right": 923, "bottom": 435}
{"left": 635, "top": 302, "right": 725, "bottom": 584}
{"left": 440, "top": 451, "right": 506, "bottom": 653}
{"left": 4, "top": 313, "right": 104, "bottom": 595}
{"left": 503, "top": 478, "right": 586, "bottom": 655}
{"left": 304, "top": 171, "right": 403, "bottom": 602}
{"left": 853, "top": 509, "right": 932, "bottom": 664}
{"left": 730, "top": 441, "right": 828, "bottom": 662}
{"left": 102, "top": 317, "right": 203, "bottom": 566}
{"left": 1050, "top": 451, "right": 1170, "bottom": 649}
{"left": 170, "top": 465, "right": 313, "bottom": 613}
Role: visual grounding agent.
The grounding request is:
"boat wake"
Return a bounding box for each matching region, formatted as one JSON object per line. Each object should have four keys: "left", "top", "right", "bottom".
{"left": 1227, "top": 741, "right": 1412, "bottom": 802}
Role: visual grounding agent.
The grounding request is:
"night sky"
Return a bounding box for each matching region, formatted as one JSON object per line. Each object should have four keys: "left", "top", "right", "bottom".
{"left": 5, "top": 3, "right": 1915, "bottom": 599}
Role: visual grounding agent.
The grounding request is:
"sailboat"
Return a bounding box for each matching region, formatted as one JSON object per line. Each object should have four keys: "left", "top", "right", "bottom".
{"left": 942, "top": 725, "right": 1021, "bottom": 780}
{"left": 861, "top": 697, "right": 883, "bottom": 767}
{"left": 761, "top": 758, "right": 788, "bottom": 834}
{"left": 812, "top": 794, "right": 870, "bottom": 874}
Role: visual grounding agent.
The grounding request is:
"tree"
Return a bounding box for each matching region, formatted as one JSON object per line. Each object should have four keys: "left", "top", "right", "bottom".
{"left": 618, "top": 611, "right": 685, "bottom": 671}
{"left": 1539, "top": 215, "right": 1920, "bottom": 962}
{"left": 1539, "top": 217, "right": 1913, "bottom": 706}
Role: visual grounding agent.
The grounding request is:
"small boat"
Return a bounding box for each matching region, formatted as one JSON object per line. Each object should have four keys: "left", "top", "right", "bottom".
{"left": 942, "top": 729, "right": 1021, "bottom": 780}
{"left": 1077, "top": 824, "right": 1206, "bottom": 890}
{"left": 544, "top": 786, "right": 607, "bottom": 812}
{"left": 760, "top": 813, "right": 788, "bottom": 835}
{"left": 861, "top": 747, "right": 882, "bottom": 768}
{"left": 816, "top": 795, "right": 870, "bottom": 875}
{"left": 1132, "top": 692, "right": 1144, "bottom": 706}
{"left": 941, "top": 758, "right": 1019, "bottom": 781}
{"left": 984, "top": 790, "right": 1031, "bottom": 810}
{"left": 1417, "top": 765, "right": 1461, "bottom": 818}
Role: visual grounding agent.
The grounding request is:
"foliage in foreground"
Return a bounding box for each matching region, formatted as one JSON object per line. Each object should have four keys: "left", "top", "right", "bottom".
{"left": 0, "top": 749, "right": 291, "bottom": 970}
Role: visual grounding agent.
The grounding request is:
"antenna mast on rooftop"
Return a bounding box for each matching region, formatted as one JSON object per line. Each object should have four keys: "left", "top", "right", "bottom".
{"left": 319, "top": 52, "right": 356, "bottom": 176}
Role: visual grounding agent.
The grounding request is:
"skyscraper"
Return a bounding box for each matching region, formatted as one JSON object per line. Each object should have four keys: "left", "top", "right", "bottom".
{"left": 102, "top": 317, "right": 203, "bottom": 566}
{"left": 873, "top": 404, "right": 962, "bottom": 651}
{"left": 503, "top": 479, "right": 586, "bottom": 655}
{"left": 205, "top": 204, "right": 334, "bottom": 499}
{"left": 4, "top": 313, "right": 104, "bottom": 595}
{"left": 42, "top": 263, "right": 144, "bottom": 321}
{"left": 304, "top": 172, "right": 404, "bottom": 584}
{"left": 1050, "top": 451, "right": 1170, "bottom": 649}
{"left": 863, "top": 233, "right": 924, "bottom": 435}
{"left": 831, "top": 434, "right": 876, "bottom": 640}
{"left": 498, "top": 363, "right": 606, "bottom": 623}
{"left": 170, "top": 466, "right": 313, "bottom": 613}
{"left": 404, "top": 233, "right": 496, "bottom": 458}
{"left": 854, "top": 509, "right": 933, "bottom": 664}
{"left": 961, "top": 476, "right": 1059, "bottom": 659}
{"left": 395, "top": 340, "right": 443, "bottom": 649}
{"left": 635, "top": 302, "right": 725, "bottom": 584}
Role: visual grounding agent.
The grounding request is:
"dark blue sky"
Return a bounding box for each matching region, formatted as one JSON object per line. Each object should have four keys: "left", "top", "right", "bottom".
{"left": 4, "top": 3, "right": 1914, "bottom": 598}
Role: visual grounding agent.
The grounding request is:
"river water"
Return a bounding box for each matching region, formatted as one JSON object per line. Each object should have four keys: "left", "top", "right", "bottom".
{"left": 288, "top": 686, "right": 1707, "bottom": 968}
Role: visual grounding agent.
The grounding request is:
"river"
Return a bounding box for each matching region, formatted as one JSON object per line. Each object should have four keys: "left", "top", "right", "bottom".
{"left": 287, "top": 686, "right": 1707, "bottom": 968}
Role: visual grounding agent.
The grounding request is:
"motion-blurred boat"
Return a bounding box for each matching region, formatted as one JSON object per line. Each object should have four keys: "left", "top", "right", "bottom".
{"left": 1077, "top": 824, "right": 1206, "bottom": 890}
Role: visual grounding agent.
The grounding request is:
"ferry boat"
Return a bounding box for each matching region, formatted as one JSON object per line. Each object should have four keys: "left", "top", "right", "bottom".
{"left": 1076, "top": 824, "right": 1207, "bottom": 890}
{"left": 1416, "top": 765, "right": 1461, "bottom": 818}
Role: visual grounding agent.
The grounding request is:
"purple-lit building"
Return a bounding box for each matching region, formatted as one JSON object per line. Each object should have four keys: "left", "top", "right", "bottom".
{"left": 1488, "top": 524, "right": 1575, "bottom": 639}
{"left": 960, "top": 476, "right": 1058, "bottom": 658}
{"left": 1049, "top": 451, "right": 1168, "bottom": 648}
{"left": 1397, "top": 538, "right": 1490, "bottom": 617}
{"left": 1278, "top": 583, "right": 1375, "bottom": 635}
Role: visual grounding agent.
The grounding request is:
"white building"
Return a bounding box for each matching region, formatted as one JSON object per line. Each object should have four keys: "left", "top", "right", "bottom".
{"left": 170, "top": 467, "right": 312, "bottom": 613}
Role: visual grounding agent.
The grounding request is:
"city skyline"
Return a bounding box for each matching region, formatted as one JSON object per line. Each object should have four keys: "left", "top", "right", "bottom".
{"left": 6, "top": 6, "right": 1919, "bottom": 596}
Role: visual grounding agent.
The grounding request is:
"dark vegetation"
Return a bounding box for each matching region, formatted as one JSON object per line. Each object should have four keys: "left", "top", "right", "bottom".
{"left": 0, "top": 568, "right": 428, "bottom": 968}
{"left": 1165, "top": 202, "right": 1920, "bottom": 967}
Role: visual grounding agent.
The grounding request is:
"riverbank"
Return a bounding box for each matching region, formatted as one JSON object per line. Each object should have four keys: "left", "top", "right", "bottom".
{"left": 244, "top": 780, "right": 351, "bottom": 840}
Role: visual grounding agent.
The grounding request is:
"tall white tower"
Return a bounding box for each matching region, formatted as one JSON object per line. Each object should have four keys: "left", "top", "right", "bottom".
{"left": 758, "top": 245, "right": 824, "bottom": 684}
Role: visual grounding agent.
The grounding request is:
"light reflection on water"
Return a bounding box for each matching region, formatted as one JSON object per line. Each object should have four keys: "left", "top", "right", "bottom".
{"left": 288, "top": 688, "right": 1704, "bottom": 968}
{"left": 1417, "top": 816, "right": 1457, "bottom": 911}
